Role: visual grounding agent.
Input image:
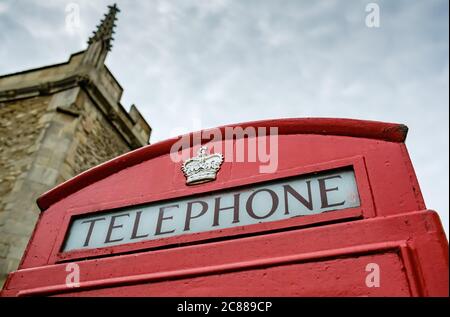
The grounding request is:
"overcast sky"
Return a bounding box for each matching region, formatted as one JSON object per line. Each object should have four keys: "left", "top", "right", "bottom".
{"left": 0, "top": 0, "right": 448, "bottom": 236}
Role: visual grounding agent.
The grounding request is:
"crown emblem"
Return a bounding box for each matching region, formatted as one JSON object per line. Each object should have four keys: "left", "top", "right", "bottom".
{"left": 182, "top": 146, "right": 224, "bottom": 185}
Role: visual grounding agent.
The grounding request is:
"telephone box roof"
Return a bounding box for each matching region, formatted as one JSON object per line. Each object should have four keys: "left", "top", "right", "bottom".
{"left": 36, "top": 118, "right": 408, "bottom": 212}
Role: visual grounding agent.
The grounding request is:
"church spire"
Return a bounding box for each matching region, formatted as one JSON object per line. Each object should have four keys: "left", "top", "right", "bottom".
{"left": 87, "top": 3, "right": 120, "bottom": 51}
{"left": 82, "top": 4, "right": 120, "bottom": 68}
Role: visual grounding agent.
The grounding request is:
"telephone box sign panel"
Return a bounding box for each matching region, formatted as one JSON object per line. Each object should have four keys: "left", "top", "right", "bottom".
{"left": 63, "top": 169, "right": 360, "bottom": 252}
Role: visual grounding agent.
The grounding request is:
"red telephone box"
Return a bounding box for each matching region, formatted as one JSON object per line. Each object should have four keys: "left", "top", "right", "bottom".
{"left": 1, "top": 118, "right": 448, "bottom": 297}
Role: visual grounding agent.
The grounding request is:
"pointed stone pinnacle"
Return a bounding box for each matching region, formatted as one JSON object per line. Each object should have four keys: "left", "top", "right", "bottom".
{"left": 87, "top": 4, "right": 120, "bottom": 50}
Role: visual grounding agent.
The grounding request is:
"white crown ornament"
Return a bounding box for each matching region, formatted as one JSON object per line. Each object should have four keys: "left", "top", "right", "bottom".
{"left": 182, "top": 146, "right": 224, "bottom": 185}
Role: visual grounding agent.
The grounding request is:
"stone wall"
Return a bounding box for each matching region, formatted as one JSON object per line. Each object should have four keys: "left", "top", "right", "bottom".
{"left": 0, "top": 34, "right": 151, "bottom": 289}
{"left": 0, "top": 96, "right": 52, "bottom": 284}
{"left": 59, "top": 89, "right": 130, "bottom": 183}
{"left": 0, "top": 88, "right": 134, "bottom": 287}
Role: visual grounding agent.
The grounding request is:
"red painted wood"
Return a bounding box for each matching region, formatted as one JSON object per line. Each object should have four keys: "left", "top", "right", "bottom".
{"left": 1, "top": 118, "right": 447, "bottom": 297}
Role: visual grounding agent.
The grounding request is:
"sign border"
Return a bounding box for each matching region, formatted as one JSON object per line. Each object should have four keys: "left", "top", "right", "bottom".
{"left": 52, "top": 155, "right": 375, "bottom": 263}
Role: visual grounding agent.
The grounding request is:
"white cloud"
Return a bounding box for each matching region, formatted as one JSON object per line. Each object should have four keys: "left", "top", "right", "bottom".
{"left": 0, "top": 2, "right": 9, "bottom": 14}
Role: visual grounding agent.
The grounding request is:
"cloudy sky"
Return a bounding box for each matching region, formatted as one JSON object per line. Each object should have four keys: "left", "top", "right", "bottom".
{"left": 0, "top": 0, "right": 448, "bottom": 236}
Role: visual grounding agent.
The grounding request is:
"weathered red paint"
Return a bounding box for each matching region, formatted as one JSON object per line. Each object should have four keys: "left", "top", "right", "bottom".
{"left": 1, "top": 118, "right": 448, "bottom": 297}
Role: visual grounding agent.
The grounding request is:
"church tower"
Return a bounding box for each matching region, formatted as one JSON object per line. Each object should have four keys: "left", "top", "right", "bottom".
{"left": 0, "top": 4, "right": 151, "bottom": 287}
